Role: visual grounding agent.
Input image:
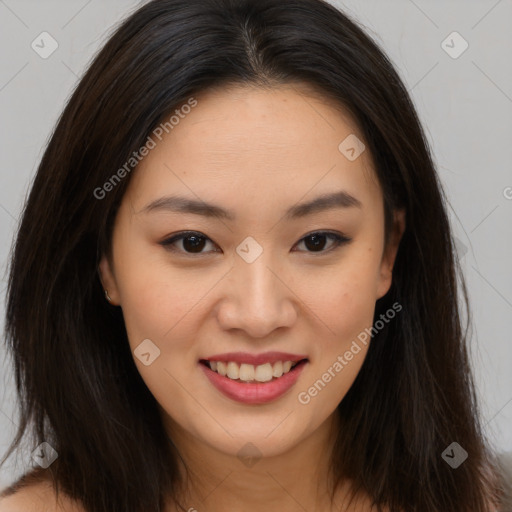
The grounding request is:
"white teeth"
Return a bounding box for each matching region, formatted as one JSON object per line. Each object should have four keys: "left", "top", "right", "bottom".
{"left": 207, "top": 360, "right": 301, "bottom": 382}
{"left": 272, "top": 361, "right": 283, "bottom": 378}
{"left": 216, "top": 361, "right": 227, "bottom": 376}
{"left": 226, "top": 361, "right": 239, "bottom": 380}
{"left": 239, "top": 363, "right": 255, "bottom": 381}
{"left": 255, "top": 363, "right": 273, "bottom": 382}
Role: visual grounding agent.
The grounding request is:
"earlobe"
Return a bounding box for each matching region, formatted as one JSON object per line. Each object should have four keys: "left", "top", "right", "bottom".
{"left": 376, "top": 208, "right": 406, "bottom": 299}
{"left": 98, "top": 254, "right": 119, "bottom": 305}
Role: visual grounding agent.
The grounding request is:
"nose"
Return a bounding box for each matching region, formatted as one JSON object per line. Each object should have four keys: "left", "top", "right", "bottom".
{"left": 216, "top": 251, "right": 298, "bottom": 338}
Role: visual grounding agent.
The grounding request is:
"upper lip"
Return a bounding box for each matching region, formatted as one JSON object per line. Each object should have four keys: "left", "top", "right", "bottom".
{"left": 201, "top": 351, "right": 308, "bottom": 366}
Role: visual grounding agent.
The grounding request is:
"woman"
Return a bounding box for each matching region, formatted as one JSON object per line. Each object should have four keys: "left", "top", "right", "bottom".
{"left": 0, "top": 0, "right": 509, "bottom": 510}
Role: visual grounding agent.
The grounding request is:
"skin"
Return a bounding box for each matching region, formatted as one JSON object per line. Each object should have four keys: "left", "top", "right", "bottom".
{"left": 98, "top": 83, "right": 405, "bottom": 512}
{"left": 0, "top": 479, "right": 84, "bottom": 512}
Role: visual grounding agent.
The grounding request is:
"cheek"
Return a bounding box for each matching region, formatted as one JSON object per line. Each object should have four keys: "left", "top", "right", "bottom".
{"left": 303, "top": 248, "right": 381, "bottom": 339}
{"left": 114, "top": 253, "right": 205, "bottom": 402}
{"left": 112, "top": 239, "right": 203, "bottom": 346}
{"left": 120, "top": 273, "right": 208, "bottom": 349}
{"left": 297, "top": 262, "right": 377, "bottom": 411}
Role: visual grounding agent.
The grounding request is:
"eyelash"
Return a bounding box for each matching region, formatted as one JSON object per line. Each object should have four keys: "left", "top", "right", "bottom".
{"left": 160, "top": 230, "right": 351, "bottom": 256}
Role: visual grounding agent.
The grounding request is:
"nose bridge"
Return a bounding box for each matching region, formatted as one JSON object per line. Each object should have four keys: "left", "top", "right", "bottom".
{"left": 218, "top": 242, "right": 296, "bottom": 337}
{"left": 239, "top": 251, "right": 279, "bottom": 305}
{"left": 235, "top": 234, "right": 279, "bottom": 299}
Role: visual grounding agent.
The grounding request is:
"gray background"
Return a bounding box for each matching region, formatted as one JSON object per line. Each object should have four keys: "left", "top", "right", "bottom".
{"left": 1, "top": 0, "right": 511, "bottom": 488}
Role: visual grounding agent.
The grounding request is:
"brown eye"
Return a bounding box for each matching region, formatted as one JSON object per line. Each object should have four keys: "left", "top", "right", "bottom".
{"left": 294, "top": 232, "right": 351, "bottom": 254}
{"left": 161, "top": 232, "right": 217, "bottom": 254}
{"left": 160, "top": 230, "right": 351, "bottom": 257}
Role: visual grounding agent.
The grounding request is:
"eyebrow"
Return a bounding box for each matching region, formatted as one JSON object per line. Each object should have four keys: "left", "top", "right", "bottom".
{"left": 140, "top": 190, "right": 362, "bottom": 221}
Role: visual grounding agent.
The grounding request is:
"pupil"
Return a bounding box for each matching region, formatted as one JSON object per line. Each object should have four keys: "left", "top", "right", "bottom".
{"left": 305, "top": 234, "right": 326, "bottom": 251}
{"left": 184, "top": 235, "right": 205, "bottom": 253}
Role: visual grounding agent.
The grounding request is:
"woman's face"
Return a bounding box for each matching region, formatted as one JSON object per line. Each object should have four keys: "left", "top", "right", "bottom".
{"left": 99, "top": 84, "right": 404, "bottom": 460}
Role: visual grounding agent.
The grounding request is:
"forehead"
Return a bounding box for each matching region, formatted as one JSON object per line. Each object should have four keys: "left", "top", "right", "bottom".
{"left": 125, "top": 83, "right": 381, "bottom": 212}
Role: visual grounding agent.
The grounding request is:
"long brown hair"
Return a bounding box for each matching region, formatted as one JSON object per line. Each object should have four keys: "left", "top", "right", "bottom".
{"left": 1, "top": 0, "right": 506, "bottom": 510}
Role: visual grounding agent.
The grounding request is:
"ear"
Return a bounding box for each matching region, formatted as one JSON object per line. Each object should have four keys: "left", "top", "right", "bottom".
{"left": 98, "top": 253, "right": 120, "bottom": 305}
{"left": 376, "top": 208, "right": 406, "bottom": 300}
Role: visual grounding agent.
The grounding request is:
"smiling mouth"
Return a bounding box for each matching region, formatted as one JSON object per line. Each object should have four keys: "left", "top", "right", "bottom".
{"left": 199, "top": 359, "right": 308, "bottom": 383}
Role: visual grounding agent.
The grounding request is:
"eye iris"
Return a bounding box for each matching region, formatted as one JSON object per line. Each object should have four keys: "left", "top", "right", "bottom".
{"left": 304, "top": 234, "right": 327, "bottom": 252}
{"left": 183, "top": 235, "right": 206, "bottom": 253}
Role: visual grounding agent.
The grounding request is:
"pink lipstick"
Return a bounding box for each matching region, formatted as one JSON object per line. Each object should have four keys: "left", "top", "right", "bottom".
{"left": 199, "top": 352, "right": 308, "bottom": 405}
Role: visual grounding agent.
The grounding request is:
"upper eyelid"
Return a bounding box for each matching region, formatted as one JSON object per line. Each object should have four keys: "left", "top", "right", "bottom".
{"left": 162, "top": 230, "right": 345, "bottom": 243}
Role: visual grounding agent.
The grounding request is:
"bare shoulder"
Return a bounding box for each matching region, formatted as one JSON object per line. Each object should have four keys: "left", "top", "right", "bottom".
{"left": 0, "top": 472, "right": 85, "bottom": 512}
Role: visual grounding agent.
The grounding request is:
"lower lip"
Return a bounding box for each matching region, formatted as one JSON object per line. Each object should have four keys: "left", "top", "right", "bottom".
{"left": 199, "top": 360, "right": 308, "bottom": 405}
